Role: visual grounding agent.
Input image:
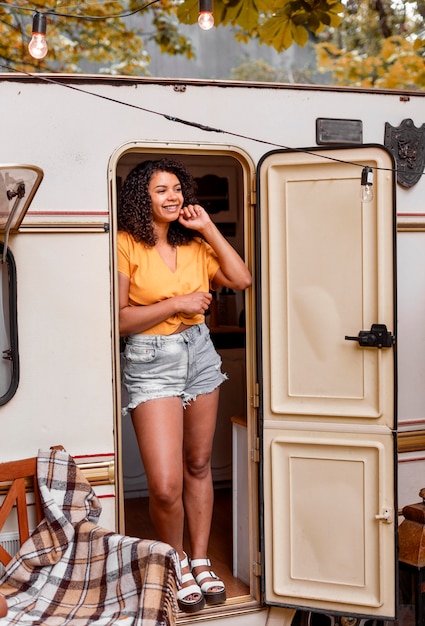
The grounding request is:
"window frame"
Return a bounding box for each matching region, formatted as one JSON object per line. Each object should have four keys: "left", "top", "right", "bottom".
{"left": 0, "top": 242, "right": 19, "bottom": 405}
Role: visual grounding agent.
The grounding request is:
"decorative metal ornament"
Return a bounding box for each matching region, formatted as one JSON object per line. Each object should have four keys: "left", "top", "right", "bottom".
{"left": 384, "top": 118, "right": 425, "bottom": 188}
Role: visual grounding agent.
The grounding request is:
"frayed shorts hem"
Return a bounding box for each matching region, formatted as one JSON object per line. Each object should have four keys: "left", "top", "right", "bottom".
{"left": 122, "top": 373, "right": 228, "bottom": 416}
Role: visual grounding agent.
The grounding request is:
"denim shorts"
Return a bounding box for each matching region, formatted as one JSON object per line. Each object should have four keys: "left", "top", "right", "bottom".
{"left": 121, "top": 323, "right": 227, "bottom": 415}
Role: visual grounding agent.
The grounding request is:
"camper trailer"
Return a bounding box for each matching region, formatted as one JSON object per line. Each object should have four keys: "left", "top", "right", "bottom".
{"left": 1, "top": 73, "right": 425, "bottom": 626}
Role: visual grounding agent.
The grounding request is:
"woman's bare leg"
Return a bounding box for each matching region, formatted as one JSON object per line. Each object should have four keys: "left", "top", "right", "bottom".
{"left": 131, "top": 397, "right": 202, "bottom": 605}
{"left": 132, "top": 396, "right": 185, "bottom": 550}
{"left": 183, "top": 388, "right": 223, "bottom": 591}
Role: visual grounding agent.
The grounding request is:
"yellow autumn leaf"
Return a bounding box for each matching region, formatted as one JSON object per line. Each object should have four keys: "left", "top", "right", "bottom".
{"left": 259, "top": 12, "right": 311, "bottom": 50}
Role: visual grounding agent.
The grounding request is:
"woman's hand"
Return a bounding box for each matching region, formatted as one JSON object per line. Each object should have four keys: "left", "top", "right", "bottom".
{"left": 119, "top": 269, "right": 212, "bottom": 335}
{"left": 178, "top": 204, "right": 211, "bottom": 231}
{"left": 179, "top": 205, "right": 252, "bottom": 293}
{"left": 174, "top": 291, "right": 212, "bottom": 315}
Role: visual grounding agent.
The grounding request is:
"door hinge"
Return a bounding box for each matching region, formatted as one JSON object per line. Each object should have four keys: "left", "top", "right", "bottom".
{"left": 345, "top": 323, "right": 395, "bottom": 348}
{"left": 251, "top": 383, "right": 260, "bottom": 408}
{"left": 252, "top": 437, "right": 260, "bottom": 463}
{"left": 253, "top": 552, "right": 262, "bottom": 577}
{"left": 250, "top": 173, "right": 257, "bottom": 207}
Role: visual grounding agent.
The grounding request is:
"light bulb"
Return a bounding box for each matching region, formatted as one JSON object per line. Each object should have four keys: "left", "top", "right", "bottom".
{"left": 28, "top": 13, "right": 48, "bottom": 60}
{"left": 28, "top": 34, "right": 48, "bottom": 59}
{"left": 360, "top": 166, "right": 374, "bottom": 203}
{"left": 360, "top": 184, "right": 373, "bottom": 203}
{"left": 198, "top": 0, "right": 214, "bottom": 30}
{"left": 198, "top": 11, "right": 214, "bottom": 30}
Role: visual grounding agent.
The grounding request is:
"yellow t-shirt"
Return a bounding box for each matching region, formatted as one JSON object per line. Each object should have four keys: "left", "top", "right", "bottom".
{"left": 117, "top": 231, "right": 220, "bottom": 335}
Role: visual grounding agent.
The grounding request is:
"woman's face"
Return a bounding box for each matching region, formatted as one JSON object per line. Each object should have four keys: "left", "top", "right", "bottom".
{"left": 148, "top": 170, "right": 184, "bottom": 225}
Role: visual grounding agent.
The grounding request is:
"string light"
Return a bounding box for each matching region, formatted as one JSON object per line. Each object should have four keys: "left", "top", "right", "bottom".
{"left": 0, "top": 1, "right": 162, "bottom": 61}
{"left": 198, "top": 0, "right": 214, "bottom": 30}
{"left": 360, "top": 166, "right": 374, "bottom": 203}
{"left": 22, "top": 0, "right": 213, "bottom": 61}
{"left": 28, "top": 12, "right": 48, "bottom": 60}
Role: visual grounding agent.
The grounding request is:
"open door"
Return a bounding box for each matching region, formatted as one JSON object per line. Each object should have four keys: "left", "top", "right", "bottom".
{"left": 258, "top": 146, "right": 396, "bottom": 618}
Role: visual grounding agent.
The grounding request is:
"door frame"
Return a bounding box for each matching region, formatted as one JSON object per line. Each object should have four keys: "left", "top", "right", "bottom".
{"left": 108, "top": 141, "right": 264, "bottom": 612}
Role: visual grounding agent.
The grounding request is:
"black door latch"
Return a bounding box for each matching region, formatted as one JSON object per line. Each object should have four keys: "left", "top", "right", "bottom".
{"left": 345, "top": 324, "right": 395, "bottom": 348}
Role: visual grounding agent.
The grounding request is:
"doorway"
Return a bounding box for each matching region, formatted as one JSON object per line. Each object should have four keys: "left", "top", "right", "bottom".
{"left": 111, "top": 145, "right": 259, "bottom": 612}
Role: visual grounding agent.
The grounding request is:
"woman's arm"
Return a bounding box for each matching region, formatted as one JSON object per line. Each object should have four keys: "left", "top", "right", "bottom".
{"left": 179, "top": 205, "right": 252, "bottom": 291}
{"left": 118, "top": 272, "right": 212, "bottom": 336}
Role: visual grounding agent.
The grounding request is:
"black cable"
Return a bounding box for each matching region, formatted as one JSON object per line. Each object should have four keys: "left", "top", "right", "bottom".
{"left": 0, "top": 61, "right": 423, "bottom": 178}
{"left": 0, "top": 0, "right": 161, "bottom": 20}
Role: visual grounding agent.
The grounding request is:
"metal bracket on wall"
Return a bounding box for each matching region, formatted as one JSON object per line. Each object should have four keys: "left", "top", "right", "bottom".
{"left": 384, "top": 118, "right": 425, "bottom": 188}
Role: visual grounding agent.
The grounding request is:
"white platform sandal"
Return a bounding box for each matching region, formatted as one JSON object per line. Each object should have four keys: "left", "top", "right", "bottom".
{"left": 177, "top": 553, "right": 205, "bottom": 614}
{"left": 190, "top": 558, "right": 227, "bottom": 606}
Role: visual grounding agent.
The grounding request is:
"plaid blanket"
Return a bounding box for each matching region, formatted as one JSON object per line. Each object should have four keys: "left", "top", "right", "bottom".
{"left": 0, "top": 448, "right": 180, "bottom": 626}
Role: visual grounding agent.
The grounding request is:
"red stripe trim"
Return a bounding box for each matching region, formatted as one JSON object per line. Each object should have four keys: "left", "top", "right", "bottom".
{"left": 26, "top": 211, "right": 109, "bottom": 216}
{"left": 74, "top": 453, "right": 115, "bottom": 460}
{"left": 398, "top": 213, "right": 425, "bottom": 217}
{"left": 399, "top": 455, "right": 425, "bottom": 463}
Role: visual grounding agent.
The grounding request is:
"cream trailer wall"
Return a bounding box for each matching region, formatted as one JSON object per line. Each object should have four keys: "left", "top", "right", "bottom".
{"left": 0, "top": 76, "right": 424, "bottom": 626}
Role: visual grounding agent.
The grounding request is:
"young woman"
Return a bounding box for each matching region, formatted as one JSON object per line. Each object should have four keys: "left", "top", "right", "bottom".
{"left": 117, "top": 158, "right": 251, "bottom": 613}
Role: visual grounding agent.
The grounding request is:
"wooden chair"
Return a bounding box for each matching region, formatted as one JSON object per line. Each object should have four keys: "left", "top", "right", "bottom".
{"left": 0, "top": 449, "right": 179, "bottom": 624}
{"left": 0, "top": 456, "right": 43, "bottom": 567}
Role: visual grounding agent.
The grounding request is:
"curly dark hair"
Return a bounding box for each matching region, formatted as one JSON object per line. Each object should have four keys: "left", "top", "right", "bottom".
{"left": 118, "top": 158, "right": 199, "bottom": 246}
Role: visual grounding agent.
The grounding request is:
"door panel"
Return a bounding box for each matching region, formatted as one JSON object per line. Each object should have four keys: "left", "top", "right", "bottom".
{"left": 259, "top": 147, "right": 396, "bottom": 618}
{"left": 260, "top": 150, "right": 394, "bottom": 422}
{"left": 263, "top": 427, "right": 395, "bottom": 614}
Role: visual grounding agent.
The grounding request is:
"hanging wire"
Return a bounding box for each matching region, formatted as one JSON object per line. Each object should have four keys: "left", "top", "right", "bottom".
{"left": 0, "top": 7, "right": 421, "bottom": 177}
{"left": 0, "top": 59, "right": 423, "bottom": 179}
{"left": 0, "top": 57, "right": 425, "bottom": 176}
{"left": 0, "top": 0, "right": 162, "bottom": 20}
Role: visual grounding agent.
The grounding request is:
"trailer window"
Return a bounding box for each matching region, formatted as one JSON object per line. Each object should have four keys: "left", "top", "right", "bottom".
{"left": 0, "top": 243, "right": 19, "bottom": 405}
{"left": 0, "top": 165, "right": 43, "bottom": 405}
